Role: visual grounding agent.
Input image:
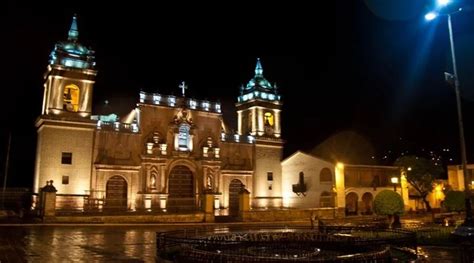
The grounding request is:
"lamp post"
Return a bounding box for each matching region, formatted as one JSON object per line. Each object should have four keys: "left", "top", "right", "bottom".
{"left": 426, "top": 1, "right": 474, "bottom": 233}
{"left": 391, "top": 176, "right": 399, "bottom": 192}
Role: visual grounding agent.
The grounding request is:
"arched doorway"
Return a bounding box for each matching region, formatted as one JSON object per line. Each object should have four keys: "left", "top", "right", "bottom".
{"left": 105, "top": 176, "right": 128, "bottom": 211}
{"left": 361, "top": 192, "right": 374, "bottom": 215}
{"left": 229, "top": 179, "right": 244, "bottom": 216}
{"left": 168, "top": 165, "right": 194, "bottom": 212}
{"left": 345, "top": 192, "right": 358, "bottom": 216}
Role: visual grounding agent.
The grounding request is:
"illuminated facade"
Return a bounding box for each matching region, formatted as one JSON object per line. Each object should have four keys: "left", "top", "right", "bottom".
{"left": 281, "top": 152, "right": 415, "bottom": 215}
{"left": 34, "top": 16, "right": 283, "bottom": 212}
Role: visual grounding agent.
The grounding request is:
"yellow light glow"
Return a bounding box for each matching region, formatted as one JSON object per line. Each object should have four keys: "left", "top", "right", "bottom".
{"left": 407, "top": 167, "right": 412, "bottom": 171}
{"left": 337, "top": 162, "right": 344, "bottom": 169}
{"left": 63, "top": 84, "right": 80, "bottom": 112}
{"left": 264, "top": 112, "right": 274, "bottom": 126}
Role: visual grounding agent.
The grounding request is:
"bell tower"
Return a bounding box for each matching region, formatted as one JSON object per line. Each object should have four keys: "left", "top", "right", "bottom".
{"left": 34, "top": 15, "right": 96, "bottom": 198}
{"left": 42, "top": 15, "right": 97, "bottom": 118}
{"left": 236, "top": 58, "right": 283, "bottom": 208}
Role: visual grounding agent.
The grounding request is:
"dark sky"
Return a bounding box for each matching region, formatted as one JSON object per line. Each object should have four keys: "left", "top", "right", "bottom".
{"left": 3, "top": 0, "right": 474, "bottom": 187}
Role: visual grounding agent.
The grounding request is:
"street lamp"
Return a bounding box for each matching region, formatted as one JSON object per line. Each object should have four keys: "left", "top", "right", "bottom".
{"left": 425, "top": 2, "right": 474, "bottom": 234}
{"left": 391, "top": 176, "right": 399, "bottom": 192}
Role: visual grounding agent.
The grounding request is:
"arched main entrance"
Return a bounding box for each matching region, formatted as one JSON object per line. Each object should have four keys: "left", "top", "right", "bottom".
{"left": 167, "top": 165, "right": 195, "bottom": 212}
{"left": 361, "top": 192, "right": 374, "bottom": 215}
{"left": 105, "top": 176, "right": 128, "bottom": 211}
{"left": 229, "top": 179, "right": 244, "bottom": 216}
{"left": 345, "top": 192, "right": 358, "bottom": 216}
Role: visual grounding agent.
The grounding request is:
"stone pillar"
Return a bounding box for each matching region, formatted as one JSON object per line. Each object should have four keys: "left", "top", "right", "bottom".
{"left": 239, "top": 188, "right": 250, "bottom": 221}
{"left": 237, "top": 110, "right": 242, "bottom": 135}
{"left": 274, "top": 109, "right": 281, "bottom": 138}
{"left": 40, "top": 180, "right": 57, "bottom": 218}
{"left": 335, "top": 163, "right": 346, "bottom": 218}
{"left": 251, "top": 108, "right": 257, "bottom": 135}
{"left": 202, "top": 191, "right": 215, "bottom": 222}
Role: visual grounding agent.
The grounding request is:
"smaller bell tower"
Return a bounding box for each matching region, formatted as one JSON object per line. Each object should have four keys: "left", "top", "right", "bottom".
{"left": 236, "top": 58, "right": 283, "bottom": 208}
{"left": 42, "top": 15, "right": 97, "bottom": 118}
{"left": 237, "top": 58, "right": 282, "bottom": 138}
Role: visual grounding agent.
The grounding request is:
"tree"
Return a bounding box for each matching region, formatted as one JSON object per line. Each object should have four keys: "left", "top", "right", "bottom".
{"left": 394, "top": 156, "right": 443, "bottom": 212}
{"left": 443, "top": 191, "right": 465, "bottom": 213}
{"left": 374, "top": 190, "right": 404, "bottom": 228}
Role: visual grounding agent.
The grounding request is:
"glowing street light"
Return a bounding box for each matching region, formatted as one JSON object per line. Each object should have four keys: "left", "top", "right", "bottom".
{"left": 425, "top": 12, "right": 438, "bottom": 21}
{"left": 437, "top": 0, "right": 451, "bottom": 7}
{"left": 425, "top": 1, "right": 473, "bottom": 233}
{"left": 391, "top": 176, "right": 399, "bottom": 192}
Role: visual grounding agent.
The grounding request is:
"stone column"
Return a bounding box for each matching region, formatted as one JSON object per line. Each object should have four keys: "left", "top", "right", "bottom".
{"left": 274, "top": 109, "right": 281, "bottom": 138}
{"left": 237, "top": 110, "right": 242, "bottom": 135}
{"left": 335, "top": 163, "right": 346, "bottom": 218}
{"left": 40, "top": 180, "right": 57, "bottom": 219}
{"left": 239, "top": 188, "right": 250, "bottom": 221}
{"left": 202, "top": 191, "right": 215, "bottom": 222}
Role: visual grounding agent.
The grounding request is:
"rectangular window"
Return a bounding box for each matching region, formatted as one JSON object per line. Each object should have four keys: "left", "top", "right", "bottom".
{"left": 62, "top": 176, "right": 69, "bottom": 185}
{"left": 61, "top": 152, "right": 72, "bottom": 164}
{"left": 267, "top": 172, "right": 273, "bottom": 181}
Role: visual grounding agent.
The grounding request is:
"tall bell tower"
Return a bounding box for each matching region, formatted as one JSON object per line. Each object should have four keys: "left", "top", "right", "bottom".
{"left": 236, "top": 58, "right": 283, "bottom": 208}
{"left": 42, "top": 15, "right": 97, "bottom": 118}
{"left": 34, "top": 15, "right": 96, "bottom": 197}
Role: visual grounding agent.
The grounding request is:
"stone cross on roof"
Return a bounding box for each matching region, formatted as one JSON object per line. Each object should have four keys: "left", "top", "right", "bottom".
{"left": 179, "top": 81, "right": 187, "bottom": 97}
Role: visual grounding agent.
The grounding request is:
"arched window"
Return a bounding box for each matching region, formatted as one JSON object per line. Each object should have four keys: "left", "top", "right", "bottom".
{"left": 320, "top": 168, "right": 332, "bottom": 183}
{"left": 178, "top": 124, "right": 190, "bottom": 151}
{"left": 264, "top": 112, "right": 274, "bottom": 126}
{"left": 63, "top": 84, "right": 80, "bottom": 112}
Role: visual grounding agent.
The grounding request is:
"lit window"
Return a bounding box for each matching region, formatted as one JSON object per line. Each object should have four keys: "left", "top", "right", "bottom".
{"left": 234, "top": 134, "right": 240, "bottom": 142}
{"left": 61, "top": 152, "right": 72, "bottom": 165}
{"left": 178, "top": 124, "right": 190, "bottom": 151}
{"left": 261, "top": 92, "right": 268, "bottom": 99}
{"left": 215, "top": 103, "right": 221, "bottom": 113}
{"left": 62, "top": 176, "right": 69, "bottom": 185}
{"left": 63, "top": 84, "right": 80, "bottom": 112}
{"left": 139, "top": 92, "right": 146, "bottom": 103}
{"left": 221, "top": 133, "right": 226, "bottom": 141}
{"left": 269, "top": 94, "right": 275, "bottom": 100}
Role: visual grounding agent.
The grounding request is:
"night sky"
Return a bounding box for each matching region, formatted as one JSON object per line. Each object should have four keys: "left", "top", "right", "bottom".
{"left": 3, "top": 0, "right": 474, "bottom": 187}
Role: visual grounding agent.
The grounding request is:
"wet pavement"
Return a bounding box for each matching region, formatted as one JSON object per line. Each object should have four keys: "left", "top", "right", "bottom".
{"left": 0, "top": 225, "right": 461, "bottom": 262}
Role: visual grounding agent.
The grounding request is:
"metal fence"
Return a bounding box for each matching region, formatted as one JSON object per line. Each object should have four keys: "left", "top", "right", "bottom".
{"left": 157, "top": 225, "right": 417, "bottom": 262}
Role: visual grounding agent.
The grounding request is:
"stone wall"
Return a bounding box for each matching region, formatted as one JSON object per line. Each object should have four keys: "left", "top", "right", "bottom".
{"left": 45, "top": 213, "right": 206, "bottom": 223}
{"left": 241, "top": 208, "right": 339, "bottom": 222}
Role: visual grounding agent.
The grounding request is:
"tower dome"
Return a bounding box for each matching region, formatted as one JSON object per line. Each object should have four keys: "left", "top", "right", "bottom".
{"left": 238, "top": 58, "right": 281, "bottom": 103}
{"left": 49, "top": 15, "right": 96, "bottom": 70}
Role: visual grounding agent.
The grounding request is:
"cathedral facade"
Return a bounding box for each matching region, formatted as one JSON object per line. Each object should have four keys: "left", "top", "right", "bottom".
{"left": 33, "top": 16, "right": 283, "bottom": 213}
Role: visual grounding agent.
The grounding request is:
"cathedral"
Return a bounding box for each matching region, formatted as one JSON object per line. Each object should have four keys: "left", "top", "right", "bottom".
{"left": 35, "top": 16, "right": 424, "bottom": 218}
{"left": 33, "top": 16, "right": 284, "bottom": 214}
